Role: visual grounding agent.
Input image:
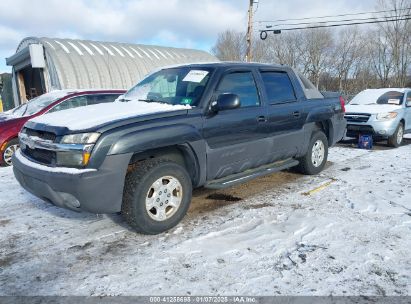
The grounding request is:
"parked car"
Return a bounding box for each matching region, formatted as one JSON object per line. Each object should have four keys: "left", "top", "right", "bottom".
{"left": 13, "top": 62, "right": 346, "bottom": 234}
{"left": 345, "top": 88, "right": 411, "bottom": 147}
{"left": 0, "top": 89, "right": 125, "bottom": 166}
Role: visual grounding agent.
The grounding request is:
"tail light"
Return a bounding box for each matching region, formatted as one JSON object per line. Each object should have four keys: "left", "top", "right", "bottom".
{"left": 339, "top": 96, "right": 346, "bottom": 113}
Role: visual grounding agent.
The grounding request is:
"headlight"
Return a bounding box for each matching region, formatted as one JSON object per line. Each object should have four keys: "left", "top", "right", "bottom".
{"left": 376, "top": 112, "right": 398, "bottom": 121}
{"left": 61, "top": 132, "right": 100, "bottom": 144}
{"left": 56, "top": 144, "right": 94, "bottom": 167}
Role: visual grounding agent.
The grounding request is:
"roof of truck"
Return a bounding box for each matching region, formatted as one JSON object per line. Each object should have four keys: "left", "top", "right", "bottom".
{"left": 170, "top": 61, "right": 285, "bottom": 68}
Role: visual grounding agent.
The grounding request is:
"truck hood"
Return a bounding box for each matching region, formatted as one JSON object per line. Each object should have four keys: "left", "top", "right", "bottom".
{"left": 28, "top": 101, "right": 191, "bottom": 132}
{"left": 345, "top": 104, "right": 402, "bottom": 114}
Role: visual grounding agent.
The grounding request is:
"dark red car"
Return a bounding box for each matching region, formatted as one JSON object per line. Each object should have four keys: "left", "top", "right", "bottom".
{"left": 0, "top": 89, "right": 125, "bottom": 166}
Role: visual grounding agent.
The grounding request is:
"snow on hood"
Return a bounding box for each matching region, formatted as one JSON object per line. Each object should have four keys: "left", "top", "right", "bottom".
{"left": 29, "top": 101, "right": 191, "bottom": 130}
{"left": 345, "top": 104, "right": 402, "bottom": 114}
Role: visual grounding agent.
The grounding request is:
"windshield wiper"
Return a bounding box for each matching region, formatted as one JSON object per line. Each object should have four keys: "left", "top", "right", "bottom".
{"left": 21, "top": 103, "right": 29, "bottom": 116}
{"left": 138, "top": 99, "right": 168, "bottom": 104}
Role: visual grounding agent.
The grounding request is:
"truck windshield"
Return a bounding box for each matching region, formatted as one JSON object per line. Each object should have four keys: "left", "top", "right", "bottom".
{"left": 123, "top": 67, "right": 214, "bottom": 107}
{"left": 350, "top": 90, "right": 404, "bottom": 106}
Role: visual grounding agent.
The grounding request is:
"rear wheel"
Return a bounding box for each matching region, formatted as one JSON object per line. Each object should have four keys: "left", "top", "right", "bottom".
{"left": 387, "top": 122, "right": 404, "bottom": 148}
{"left": 122, "top": 158, "right": 192, "bottom": 234}
{"left": 2, "top": 139, "right": 19, "bottom": 166}
{"left": 297, "top": 131, "right": 328, "bottom": 175}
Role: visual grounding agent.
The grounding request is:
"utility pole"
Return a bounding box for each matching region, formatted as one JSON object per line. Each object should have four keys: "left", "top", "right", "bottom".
{"left": 246, "top": 0, "right": 254, "bottom": 62}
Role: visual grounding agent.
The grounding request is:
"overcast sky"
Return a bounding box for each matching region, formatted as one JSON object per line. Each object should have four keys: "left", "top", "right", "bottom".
{"left": 0, "top": 0, "right": 377, "bottom": 73}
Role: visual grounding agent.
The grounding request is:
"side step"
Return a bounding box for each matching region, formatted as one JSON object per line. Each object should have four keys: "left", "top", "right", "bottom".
{"left": 205, "top": 158, "right": 299, "bottom": 190}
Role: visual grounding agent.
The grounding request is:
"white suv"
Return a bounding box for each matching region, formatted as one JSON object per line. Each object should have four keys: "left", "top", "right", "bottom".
{"left": 345, "top": 88, "right": 411, "bottom": 147}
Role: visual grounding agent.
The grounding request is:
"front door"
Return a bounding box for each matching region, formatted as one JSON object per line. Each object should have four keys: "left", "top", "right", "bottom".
{"left": 203, "top": 70, "right": 268, "bottom": 180}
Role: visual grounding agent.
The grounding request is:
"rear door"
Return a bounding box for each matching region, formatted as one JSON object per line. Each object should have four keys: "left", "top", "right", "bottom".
{"left": 203, "top": 69, "right": 268, "bottom": 180}
{"left": 258, "top": 69, "right": 307, "bottom": 161}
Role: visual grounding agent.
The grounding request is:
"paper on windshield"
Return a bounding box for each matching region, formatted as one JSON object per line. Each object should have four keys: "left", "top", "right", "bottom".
{"left": 387, "top": 99, "right": 401, "bottom": 105}
{"left": 182, "top": 70, "right": 209, "bottom": 83}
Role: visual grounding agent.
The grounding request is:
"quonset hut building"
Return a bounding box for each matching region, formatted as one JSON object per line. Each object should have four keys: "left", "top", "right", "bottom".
{"left": 6, "top": 37, "right": 217, "bottom": 106}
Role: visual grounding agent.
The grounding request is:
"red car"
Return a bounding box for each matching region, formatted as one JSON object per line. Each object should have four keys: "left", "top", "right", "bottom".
{"left": 0, "top": 89, "right": 125, "bottom": 166}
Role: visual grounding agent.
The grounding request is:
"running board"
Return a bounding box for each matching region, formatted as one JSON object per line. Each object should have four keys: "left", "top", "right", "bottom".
{"left": 205, "top": 158, "right": 299, "bottom": 190}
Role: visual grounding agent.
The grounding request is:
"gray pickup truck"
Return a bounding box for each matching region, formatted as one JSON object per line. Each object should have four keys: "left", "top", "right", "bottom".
{"left": 13, "top": 62, "right": 346, "bottom": 234}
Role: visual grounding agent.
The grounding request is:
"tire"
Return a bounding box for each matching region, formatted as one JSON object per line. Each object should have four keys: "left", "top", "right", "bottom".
{"left": 122, "top": 158, "right": 192, "bottom": 234}
{"left": 297, "top": 130, "right": 328, "bottom": 175}
{"left": 387, "top": 122, "right": 404, "bottom": 148}
{"left": 1, "top": 138, "right": 19, "bottom": 167}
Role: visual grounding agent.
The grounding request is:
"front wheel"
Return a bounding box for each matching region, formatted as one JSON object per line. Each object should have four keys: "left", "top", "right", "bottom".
{"left": 297, "top": 131, "right": 328, "bottom": 175}
{"left": 387, "top": 122, "right": 404, "bottom": 148}
{"left": 2, "top": 139, "right": 19, "bottom": 166}
{"left": 122, "top": 158, "right": 192, "bottom": 234}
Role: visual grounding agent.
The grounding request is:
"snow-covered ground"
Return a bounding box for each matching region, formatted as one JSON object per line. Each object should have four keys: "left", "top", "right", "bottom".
{"left": 0, "top": 142, "right": 410, "bottom": 296}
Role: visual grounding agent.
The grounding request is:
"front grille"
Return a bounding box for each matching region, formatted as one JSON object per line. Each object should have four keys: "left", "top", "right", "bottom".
{"left": 346, "top": 125, "right": 375, "bottom": 136}
{"left": 25, "top": 128, "right": 56, "bottom": 142}
{"left": 23, "top": 147, "right": 56, "bottom": 165}
{"left": 344, "top": 113, "right": 371, "bottom": 123}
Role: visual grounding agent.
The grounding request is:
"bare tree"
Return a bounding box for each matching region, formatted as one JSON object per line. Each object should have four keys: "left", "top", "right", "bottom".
{"left": 376, "top": 0, "right": 411, "bottom": 87}
{"left": 332, "top": 27, "right": 363, "bottom": 93}
{"left": 212, "top": 0, "right": 411, "bottom": 94}
{"left": 299, "top": 28, "right": 334, "bottom": 88}
{"left": 262, "top": 32, "right": 305, "bottom": 68}
{"left": 211, "top": 30, "right": 246, "bottom": 61}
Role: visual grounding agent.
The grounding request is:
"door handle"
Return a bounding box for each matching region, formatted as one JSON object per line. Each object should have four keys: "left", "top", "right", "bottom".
{"left": 257, "top": 116, "right": 267, "bottom": 122}
{"left": 292, "top": 111, "right": 301, "bottom": 118}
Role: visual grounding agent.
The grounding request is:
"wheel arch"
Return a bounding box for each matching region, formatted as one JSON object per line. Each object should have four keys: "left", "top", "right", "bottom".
{"left": 128, "top": 144, "right": 201, "bottom": 186}
{"left": 315, "top": 120, "right": 333, "bottom": 146}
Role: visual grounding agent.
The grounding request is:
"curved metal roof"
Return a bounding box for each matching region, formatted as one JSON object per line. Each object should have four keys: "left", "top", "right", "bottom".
{"left": 13, "top": 37, "right": 218, "bottom": 90}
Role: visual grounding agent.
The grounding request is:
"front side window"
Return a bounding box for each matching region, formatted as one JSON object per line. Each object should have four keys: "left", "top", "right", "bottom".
{"left": 216, "top": 72, "right": 260, "bottom": 108}
{"left": 261, "top": 71, "right": 296, "bottom": 104}
{"left": 49, "top": 96, "right": 87, "bottom": 113}
{"left": 124, "top": 67, "right": 213, "bottom": 107}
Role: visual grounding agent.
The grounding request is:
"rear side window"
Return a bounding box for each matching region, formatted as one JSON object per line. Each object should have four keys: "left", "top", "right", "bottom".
{"left": 261, "top": 71, "right": 296, "bottom": 104}
{"left": 87, "top": 94, "right": 120, "bottom": 105}
{"left": 217, "top": 72, "right": 260, "bottom": 108}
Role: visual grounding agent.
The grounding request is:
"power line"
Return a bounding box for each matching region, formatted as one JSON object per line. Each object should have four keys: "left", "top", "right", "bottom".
{"left": 259, "top": 16, "right": 411, "bottom": 39}
{"left": 255, "top": 7, "right": 411, "bottom": 23}
{"left": 264, "top": 14, "right": 410, "bottom": 28}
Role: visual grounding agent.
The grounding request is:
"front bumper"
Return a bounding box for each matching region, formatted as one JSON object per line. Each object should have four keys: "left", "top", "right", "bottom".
{"left": 346, "top": 119, "right": 399, "bottom": 138}
{"left": 13, "top": 150, "right": 132, "bottom": 213}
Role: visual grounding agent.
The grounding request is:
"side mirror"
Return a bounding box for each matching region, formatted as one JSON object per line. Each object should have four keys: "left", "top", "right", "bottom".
{"left": 406, "top": 100, "right": 411, "bottom": 107}
{"left": 211, "top": 93, "right": 240, "bottom": 112}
